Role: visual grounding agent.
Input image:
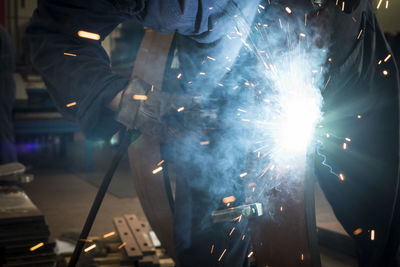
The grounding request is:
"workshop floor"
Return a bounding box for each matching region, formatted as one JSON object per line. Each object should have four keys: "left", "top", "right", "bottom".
{"left": 18, "top": 139, "right": 358, "bottom": 266}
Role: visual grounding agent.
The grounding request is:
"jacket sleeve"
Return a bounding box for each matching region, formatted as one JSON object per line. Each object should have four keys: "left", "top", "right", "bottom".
{"left": 26, "top": 0, "right": 138, "bottom": 139}
{"left": 27, "top": 0, "right": 255, "bottom": 139}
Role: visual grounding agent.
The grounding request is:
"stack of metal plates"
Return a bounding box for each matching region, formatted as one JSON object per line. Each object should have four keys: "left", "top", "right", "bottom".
{"left": 0, "top": 186, "right": 56, "bottom": 266}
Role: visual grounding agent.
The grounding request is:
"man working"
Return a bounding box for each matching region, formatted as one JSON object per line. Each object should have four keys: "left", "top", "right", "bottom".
{"left": 27, "top": 0, "right": 400, "bottom": 266}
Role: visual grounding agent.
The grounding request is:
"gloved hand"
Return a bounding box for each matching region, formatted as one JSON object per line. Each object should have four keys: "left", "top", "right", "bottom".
{"left": 116, "top": 77, "right": 195, "bottom": 140}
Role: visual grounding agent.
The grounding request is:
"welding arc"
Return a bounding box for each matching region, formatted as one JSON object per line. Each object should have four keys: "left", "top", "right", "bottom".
{"left": 68, "top": 129, "right": 134, "bottom": 267}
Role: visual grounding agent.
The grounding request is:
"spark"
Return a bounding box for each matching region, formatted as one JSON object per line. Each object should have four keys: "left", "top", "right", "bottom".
{"left": 258, "top": 4, "right": 265, "bottom": 9}
{"left": 385, "top": 0, "right": 389, "bottom": 8}
{"left": 285, "top": 6, "right": 292, "bottom": 14}
{"left": 239, "top": 172, "right": 247, "bottom": 178}
{"left": 328, "top": 57, "right": 332, "bottom": 62}
{"left": 371, "top": 230, "right": 375, "bottom": 240}
{"left": 199, "top": 72, "right": 206, "bottom": 75}
{"left": 345, "top": 137, "right": 351, "bottom": 142}
{"left": 207, "top": 56, "right": 216, "bottom": 61}
{"left": 151, "top": 85, "right": 154, "bottom": 92}
{"left": 242, "top": 235, "right": 245, "bottom": 240}
{"left": 84, "top": 244, "right": 96, "bottom": 253}
{"left": 353, "top": 228, "right": 362, "bottom": 235}
{"left": 326, "top": 133, "right": 330, "bottom": 138}
{"left": 218, "top": 249, "right": 227, "bottom": 261}
{"left": 133, "top": 95, "right": 148, "bottom": 100}
{"left": 218, "top": 83, "right": 224, "bottom": 87}
{"left": 152, "top": 167, "right": 163, "bottom": 174}
{"left": 384, "top": 54, "right": 392, "bottom": 62}
{"left": 177, "top": 73, "right": 182, "bottom": 79}
{"left": 357, "top": 114, "right": 362, "bottom": 119}
{"left": 211, "top": 244, "right": 214, "bottom": 254}
{"left": 339, "top": 173, "right": 345, "bottom": 181}
{"left": 77, "top": 30, "right": 100, "bottom": 40}
{"left": 248, "top": 251, "right": 254, "bottom": 258}
{"left": 103, "top": 231, "right": 115, "bottom": 238}
{"left": 341, "top": 1, "right": 345, "bottom": 11}
{"left": 383, "top": 70, "right": 389, "bottom": 76}
{"left": 301, "top": 253, "right": 304, "bottom": 261}
{"left": 200, "top": 141, "right": 210, "bottom": 145}
{"left": 229, "top": 227, "right": 235, "bottom": 236}
{"left": 280, "top": 206, "right": 283, "bottom": 212}
{"left": 157, "top": 160, "right": 164, "bottom": 166}
{"left": 377, "top": 0, "right": 383, "bottom": 9}
{"left": 343, "top": 143, "right": 347, "bottom": 150}
{"left": 118, "top": 242, "right": 126, "bottom": 249}
{"left": 177, "top": 106, "right": 185, "bottom": 112}
{"left": 357, "top": 29, "right": 363, "bottom": 40}
{"left": 378, "top": 60, "right": 383, "bottom": 65}
{"left": 63, "top": 52, "right": 76, "bottom": 57}
{"left": 30, "top": 242, "right": 44, "bottom": 251}
{"left": 237, "top": 108, "right": 247, "bottom": 113}
{"left": 66, "top": 102, "right": 77, "bottom": 108}
{"left": 222, "top": 196, "right": 236, "bottom": 203}
{"left": 299, "top": 33, "right": 306, "bottom": 38}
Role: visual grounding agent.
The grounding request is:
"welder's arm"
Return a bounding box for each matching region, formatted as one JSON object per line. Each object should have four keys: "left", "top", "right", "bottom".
{"left": 26, "top": 0, "right": 135, "bottom": 139}
{"left": 27, "top": 0, "right": 253, "bottom": 139}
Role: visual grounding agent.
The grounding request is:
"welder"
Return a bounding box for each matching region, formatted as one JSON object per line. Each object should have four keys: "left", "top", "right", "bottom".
{"left": 26, "top": 0, "right": 400, "bottom": 267}
{"left": 0, "top": 25, "right": 17, "bottom": 164}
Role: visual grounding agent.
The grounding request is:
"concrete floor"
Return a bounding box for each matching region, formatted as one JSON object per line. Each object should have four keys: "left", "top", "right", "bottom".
{"left": 17, "top": 139, "right": 358, "bottom": 266}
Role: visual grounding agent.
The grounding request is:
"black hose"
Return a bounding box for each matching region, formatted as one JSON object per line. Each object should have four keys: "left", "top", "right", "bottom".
{"left": 68, "top": 129, "right": 133, "bottom": 267}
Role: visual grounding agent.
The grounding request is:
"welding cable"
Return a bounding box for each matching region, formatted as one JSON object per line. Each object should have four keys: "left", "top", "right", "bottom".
{"left": 68, "top": 129, "right": 134, "bottom": 267}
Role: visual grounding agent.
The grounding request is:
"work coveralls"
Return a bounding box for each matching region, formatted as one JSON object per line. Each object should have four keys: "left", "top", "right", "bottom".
{"left": 315, "top": 0, "right": 400, "bottom": 266}
{"left": 26, "top": 0, "right": 400, "bottom": 266}
{"left": 0, "top": 26, "right": 17, "bottom": 164}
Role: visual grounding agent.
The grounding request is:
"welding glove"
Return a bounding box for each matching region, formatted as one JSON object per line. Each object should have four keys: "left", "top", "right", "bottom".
{"left": 116, "top": 77, "right": 196, "bottom": 141}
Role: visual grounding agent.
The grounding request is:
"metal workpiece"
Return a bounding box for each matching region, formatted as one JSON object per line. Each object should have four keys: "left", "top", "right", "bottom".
{"left": 211, "top": 203, "right": 263, "bottom": 223}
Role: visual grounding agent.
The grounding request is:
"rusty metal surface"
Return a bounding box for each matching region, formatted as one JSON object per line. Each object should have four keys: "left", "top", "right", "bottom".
{"left": 112, "top": 217, "right": 142, "bottom": 259}
{"left": 124, "top": 214, "right": 155, "bottom": 255}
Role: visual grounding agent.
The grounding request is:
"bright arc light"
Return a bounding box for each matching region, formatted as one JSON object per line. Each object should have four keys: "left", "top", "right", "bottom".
{"left": 273, "top": 87, "right": 322, "bottom": 159}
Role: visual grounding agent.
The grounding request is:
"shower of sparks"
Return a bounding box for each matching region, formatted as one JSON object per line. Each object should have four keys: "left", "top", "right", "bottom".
{"left": 30, "top": 242, "right": 44, "bottom": 251}
{"left": 84, "top": 244, "right": 96, "bottom": 253}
